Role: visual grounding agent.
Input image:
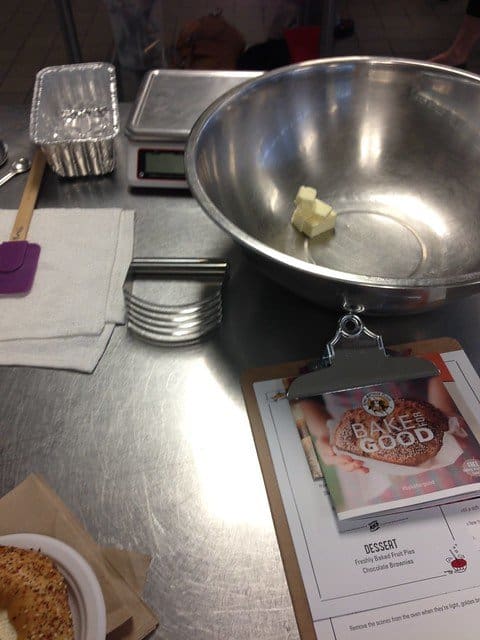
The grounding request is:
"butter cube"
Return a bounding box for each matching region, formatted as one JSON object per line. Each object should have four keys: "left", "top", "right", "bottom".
{"left": 291, "top": 205, "right": 313, "bottom": 232}
{"left": 312, "top": 198, "right": 332, "bottom": 218}
{"left": 294, "top": 185, "right": 317, "bottom": 212}
{"left": 291, "top": 185, "right": 337, "bottom": 237}
{"left": 302, "top": 210, "right": 337, "bottom": 238}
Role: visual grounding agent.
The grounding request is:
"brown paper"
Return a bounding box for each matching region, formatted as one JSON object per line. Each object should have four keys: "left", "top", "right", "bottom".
{"left": 0, "top": 474, "right": 158, "bottom": 640}
{"left": 102, "top": 548, "right": 152, "bottom": 597}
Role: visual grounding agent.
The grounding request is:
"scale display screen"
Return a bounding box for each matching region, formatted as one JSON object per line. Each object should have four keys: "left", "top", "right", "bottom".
{"left": 137, "top": 149, "right": 185, "bottom": 180}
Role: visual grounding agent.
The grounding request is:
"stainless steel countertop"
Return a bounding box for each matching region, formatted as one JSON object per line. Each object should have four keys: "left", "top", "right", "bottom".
{"left": 1, "top": 104, "right": 480, "bottom": 639}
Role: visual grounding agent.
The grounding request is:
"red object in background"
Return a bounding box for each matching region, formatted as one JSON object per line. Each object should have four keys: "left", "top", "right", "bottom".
{"left": 284, "top": 26, "right": 321, "bottom": 63}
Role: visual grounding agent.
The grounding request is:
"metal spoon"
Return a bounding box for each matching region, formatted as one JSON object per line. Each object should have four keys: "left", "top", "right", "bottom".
{"left": 0, "top": 141, "right": 7, "bottom": 168}
{"left": 0, "top": 157, "right": 31, "bottom": 188}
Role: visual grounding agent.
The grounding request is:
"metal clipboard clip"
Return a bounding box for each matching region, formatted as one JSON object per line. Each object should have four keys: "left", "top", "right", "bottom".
{"left": 287, "top": 314, "right": 439, "bottom": 400}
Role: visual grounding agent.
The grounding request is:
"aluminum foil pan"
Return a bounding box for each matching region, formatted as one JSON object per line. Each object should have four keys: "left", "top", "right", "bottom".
{"left": 30, "top": 63, "right": 119, "bottom": 177}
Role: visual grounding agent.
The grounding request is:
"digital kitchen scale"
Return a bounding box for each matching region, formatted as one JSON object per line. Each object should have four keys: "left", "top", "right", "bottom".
{"left": 125, "top": 69, "right": 261, "bottom": 189}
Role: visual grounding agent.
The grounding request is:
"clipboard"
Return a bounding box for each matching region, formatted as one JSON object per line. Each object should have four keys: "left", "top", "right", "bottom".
{"left": 241, "top": 336, "right": 462, "bottom": 640}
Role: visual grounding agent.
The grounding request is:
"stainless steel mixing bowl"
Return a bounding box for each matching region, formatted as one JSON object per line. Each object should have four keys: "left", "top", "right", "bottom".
{"left": 185, "top": 57, "right": 480, "bottom": 314}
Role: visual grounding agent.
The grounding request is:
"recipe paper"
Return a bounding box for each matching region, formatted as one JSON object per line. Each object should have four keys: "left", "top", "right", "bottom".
{"left": 251, "top": 348, "right": 480, "bottom": 637}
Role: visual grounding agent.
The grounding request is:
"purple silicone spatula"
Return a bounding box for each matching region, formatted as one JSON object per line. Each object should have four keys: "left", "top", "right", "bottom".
{"left": 0, "top": 150, "right": 46, "bottom": 294}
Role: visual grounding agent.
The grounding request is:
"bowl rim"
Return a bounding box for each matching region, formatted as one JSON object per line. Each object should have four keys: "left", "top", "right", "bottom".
{"left": 185, "top": 55, "right": 480, "bottom": 291}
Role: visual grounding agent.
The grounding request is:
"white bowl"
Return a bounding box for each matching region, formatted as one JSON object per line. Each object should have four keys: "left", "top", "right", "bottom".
{"left": 0, "top": 533, "right": 106, "bottom": 640}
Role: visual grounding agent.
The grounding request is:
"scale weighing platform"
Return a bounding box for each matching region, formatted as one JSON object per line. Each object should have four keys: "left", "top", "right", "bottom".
{"left": 125, "top": 69, "right": 260, "bottom": 189}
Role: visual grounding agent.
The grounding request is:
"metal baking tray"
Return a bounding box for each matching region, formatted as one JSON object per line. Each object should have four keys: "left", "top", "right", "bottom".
{"left": 30, "top": 63, "right": 119, "bottom": 177}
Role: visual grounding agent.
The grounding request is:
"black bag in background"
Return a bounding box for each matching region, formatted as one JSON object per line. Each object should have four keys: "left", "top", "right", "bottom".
{"left": 237, "top": 38, "right": 291, "bottom": 71}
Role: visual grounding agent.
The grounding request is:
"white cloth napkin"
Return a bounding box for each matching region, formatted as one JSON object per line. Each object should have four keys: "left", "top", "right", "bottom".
{"left": 0, "top": 208, "right": 134, "bottom": 372}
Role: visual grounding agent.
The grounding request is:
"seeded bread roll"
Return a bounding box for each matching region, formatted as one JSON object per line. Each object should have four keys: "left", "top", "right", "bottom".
{"left": 334, "top": 399, "right": 448, "bottom": 467}
{"left": 0, "top": 545, "right": 74, "bottom": 640}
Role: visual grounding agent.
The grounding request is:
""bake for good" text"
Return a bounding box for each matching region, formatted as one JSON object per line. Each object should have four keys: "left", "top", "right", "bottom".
{"left": 352, "top": 411, "right": 433, "bottom": 453}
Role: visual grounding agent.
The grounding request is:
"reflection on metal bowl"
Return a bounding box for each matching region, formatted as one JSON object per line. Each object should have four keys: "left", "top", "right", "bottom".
{"left": 185, "top": 57, "right": 480, "bottom": 314}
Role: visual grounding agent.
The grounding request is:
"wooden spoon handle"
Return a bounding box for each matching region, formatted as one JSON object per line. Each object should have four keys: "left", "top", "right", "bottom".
{"left": 10, "top": 150, "right": 46, "bottom": 242}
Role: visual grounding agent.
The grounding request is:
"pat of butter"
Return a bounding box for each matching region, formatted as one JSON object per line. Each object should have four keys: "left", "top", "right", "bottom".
{"left": 0, "top": 610, "right": 17, "bottom": 640}
{"left": 291, "top": 185, "right": 337, "bottom": 237}
{"left": 312, "top": 198, "right": 332, "bottom": 218}
{"left": 302, "top": 210, "right": 336, "bottom": 238}
{"left": 294, "top": 185, "right": 317, "bottom": 212}
{"left": 291, "top": 205, "right": 313, "bottom": 232}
